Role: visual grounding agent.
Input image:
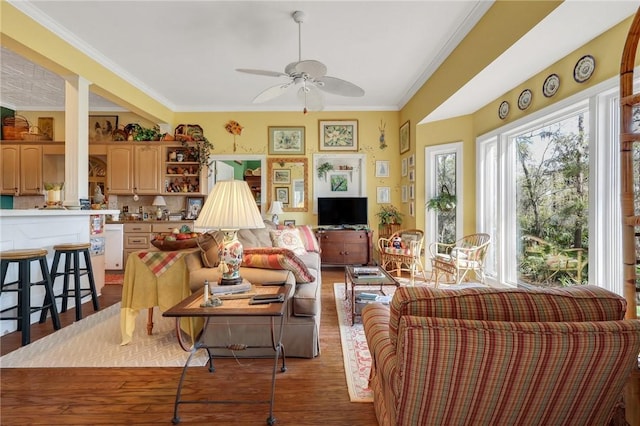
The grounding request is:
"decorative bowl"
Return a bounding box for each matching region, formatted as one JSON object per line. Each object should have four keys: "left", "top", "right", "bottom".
{"left": 151, "top": 233, "right": 200, "bottom": 251}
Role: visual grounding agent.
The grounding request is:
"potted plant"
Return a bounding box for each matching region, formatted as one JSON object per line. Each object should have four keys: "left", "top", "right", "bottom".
{"left": 426, "top": 185, "right": 457, "bottom": 212}
{"left": 181, "top": 135, "right": 214, "bottom": 175}
{"left": 376, "top": 205, "right": 403, "bottom": 238}
{"left": 317, "top": 162, "right": 334, "bottom": 179}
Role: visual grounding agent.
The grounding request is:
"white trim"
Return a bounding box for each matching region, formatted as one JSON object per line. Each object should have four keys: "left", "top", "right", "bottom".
{"left": 424, "top": 142, "right": 463, "bottom": 269}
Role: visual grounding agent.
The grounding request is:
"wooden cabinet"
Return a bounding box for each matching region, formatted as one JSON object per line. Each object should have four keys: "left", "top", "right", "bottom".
{"left": 123, "top": 222, "right": 153, "bottom": 266}
{"left": 163, "top": 145, "right": 204, "bottom": 194}
{"left": 122, "top": 221, "right": 195, "bottom": 266}
{"left": 315, "top": 229, "right": 373, "bottom": 266}
{"left": 0, "top": 144, "right": 42, "bottom": 195}
{"left": 106, "top": 145, "right": 161, "bottom": 195}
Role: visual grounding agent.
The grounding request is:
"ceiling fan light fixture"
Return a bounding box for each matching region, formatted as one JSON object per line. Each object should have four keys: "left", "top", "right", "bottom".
{"left": 236, "top": 10, "right": 364, "bottom": 111}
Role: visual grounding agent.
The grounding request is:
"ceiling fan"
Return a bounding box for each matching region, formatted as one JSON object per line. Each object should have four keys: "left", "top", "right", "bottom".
{"left": 236, "top": 10, "right": 365, "bottom": 113}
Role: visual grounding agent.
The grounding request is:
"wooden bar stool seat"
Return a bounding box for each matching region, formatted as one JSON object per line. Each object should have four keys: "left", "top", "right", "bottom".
{"left": 49, "top": 243, "right": 100, "bottom": 321}
{"left": 0, "top": 248, "right": 61, "bottom": 346}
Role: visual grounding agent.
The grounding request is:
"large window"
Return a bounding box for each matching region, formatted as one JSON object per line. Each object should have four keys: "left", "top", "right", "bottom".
{"left": 478, "top": 79, "right": 623, "bottom": 295}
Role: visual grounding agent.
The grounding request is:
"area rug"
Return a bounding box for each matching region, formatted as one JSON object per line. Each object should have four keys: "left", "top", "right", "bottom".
{"left": 334, "top": 279, "right": 487, "bottom": 403}
{"left": 105, "top": 272, "right": 124, "bottom": 285}
{"left": 0, "top": 302, "right": 208, "bottom": 368}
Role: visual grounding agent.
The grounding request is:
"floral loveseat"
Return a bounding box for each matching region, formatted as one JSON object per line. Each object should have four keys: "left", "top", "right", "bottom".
{"left": 362, "top": 285, "right": 640, "bottom": 426}
{"left": 184, "top": 221, "right": 321, "bottom": 358}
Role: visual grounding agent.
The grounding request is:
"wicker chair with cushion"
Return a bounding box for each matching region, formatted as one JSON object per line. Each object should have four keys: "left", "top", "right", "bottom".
{"left": 377, "top": 229, "right": 427, "bottom": 281}
{"left": 429, "top": 233, "right": 490, "bottom": 286}
{"left": 362, "top": 285, "right": 640, "bottom": 426}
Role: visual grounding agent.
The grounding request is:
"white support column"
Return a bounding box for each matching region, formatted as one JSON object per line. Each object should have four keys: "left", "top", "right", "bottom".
{"left": 63, "top": 76, "right": 90, "bottom": 206}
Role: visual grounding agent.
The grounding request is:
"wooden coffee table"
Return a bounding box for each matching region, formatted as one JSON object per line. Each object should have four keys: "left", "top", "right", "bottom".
{"left": 163, "top": 284, "right": 290, "bottom": 425}
{"left": 344, "top": 265, "right": 399, "bottom": 324}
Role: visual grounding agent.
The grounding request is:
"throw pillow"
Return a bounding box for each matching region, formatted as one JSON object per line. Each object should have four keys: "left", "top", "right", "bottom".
{"left": 295, "top": 225, "right": 321, "bottom": 253}
{"left": 242, "top": 247, "right": 314, "bottom": 283}
{"left": 197, "top": 232, "right": 220, "bottom": 268}
{"left": 269, "top": 228, "right": 307, "bottom": 255}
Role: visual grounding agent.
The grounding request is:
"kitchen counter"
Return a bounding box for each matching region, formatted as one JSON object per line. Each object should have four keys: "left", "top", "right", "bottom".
{"left": 0, "top": 209, "right": 120, "bottom": 217}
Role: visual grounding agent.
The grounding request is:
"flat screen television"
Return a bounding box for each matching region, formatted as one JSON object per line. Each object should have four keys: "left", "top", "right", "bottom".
{"left": 317, "top": 197, "right": 368, "bottom": 227}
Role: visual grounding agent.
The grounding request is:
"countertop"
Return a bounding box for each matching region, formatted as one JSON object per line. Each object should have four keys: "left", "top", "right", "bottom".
{"left": 0, "top": 209, "right": 120, "bottom": 217}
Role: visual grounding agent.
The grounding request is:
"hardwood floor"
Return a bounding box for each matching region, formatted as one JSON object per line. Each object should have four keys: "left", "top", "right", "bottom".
{"left": 0, "top": 267, "right": 378, "bottom": 425}
{"left": 3, "top": 268, "right": 638, "bottom": 425}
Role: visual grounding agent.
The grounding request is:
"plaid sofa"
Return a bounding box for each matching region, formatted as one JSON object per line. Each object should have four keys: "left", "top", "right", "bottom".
{"left": 362, "top": 285, "right": 640, "bottom": 426}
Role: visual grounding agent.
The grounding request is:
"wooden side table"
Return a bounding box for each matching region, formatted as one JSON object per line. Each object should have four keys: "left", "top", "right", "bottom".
{"left": 163, "top": 284, "right": 290, "bottom": 425}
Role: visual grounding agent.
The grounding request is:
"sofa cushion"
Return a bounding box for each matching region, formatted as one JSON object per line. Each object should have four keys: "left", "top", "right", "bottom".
{"left": 388, "top": 285, "right": 627, "bottom": 348}
{"left": 286, "top": 225, "right": 320, "bottom": 253}
{"left": 242, "top": 247, "right": 313, "bottom": 283}
{"left": 197, "top": 232, "right": 220, "bottom": 268}
{"left": 269, "top": 228, "right": 307, "bottom": 255}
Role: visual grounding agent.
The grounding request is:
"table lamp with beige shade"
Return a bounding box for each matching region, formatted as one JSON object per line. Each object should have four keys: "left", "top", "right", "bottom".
{"left": 152, "top": 195, "right": 166, "bottom": 220}
{"left": 195, "top": 180, "right": 265, "bottom": 285}
{"left": 268, "top": 201, "right": 284, "bottom": 225}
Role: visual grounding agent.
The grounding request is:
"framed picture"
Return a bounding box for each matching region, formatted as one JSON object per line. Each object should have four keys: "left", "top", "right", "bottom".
{"left": 377, "top": 186, "right": 390, "bottom": 204}
{"left": 399, "top": 120, "right": 410, "bottom": 154}
{"left": 273, "top": 168, "right": 291, "bottom": 184}
{"left": 409, "top": 184, "right": 415, "bottom": 200}
{"left": 401, "top": 185, "right": 408, "bottom": 203}
{"left": 408, "top": 169, "right": 415, "bottom": 182}
{"left": 89, "top": 115, "right": 118, "bottom": 142}
{"left": 375, "top": 160, "right": 390, "bottom": 177}
{"left": 319, "top": 120, "right": 358, "bottom": 151}
{"left": 37, "top": 117, "right": 54, "bottom": 140}
{"left": 275, "top": 187, "right": 290, "bottom": 204}
{"left": 330, "top": 173, "right": 349, "bottom": 192}
{"left": 186, "top": 196, "right": 205, "bottom": 219}
{"left": 410, "top": 201, "right": 415, "bottom": 217}
{"left": 268, "top": 126, "right": 305, "bottom": 155}
{"left": 283, "top": 219, "right": 296, "bottom": 226}
{"left": 401, "top": 158, "right": 408, "bottom": 177}
{"left": 408, "top": 154, "right": 415, "bottom": 168}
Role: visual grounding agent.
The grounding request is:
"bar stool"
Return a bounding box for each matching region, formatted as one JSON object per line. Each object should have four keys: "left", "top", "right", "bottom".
{"left": 0, "top": 248, "right": 61, "bottom": 346}
{"left": 49, "top": 243, "right": 100, "bottom": 321}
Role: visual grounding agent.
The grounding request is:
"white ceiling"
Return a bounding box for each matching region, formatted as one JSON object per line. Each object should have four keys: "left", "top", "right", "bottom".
{"left": 2, "top": 1, "right": 639, "bottom": 121}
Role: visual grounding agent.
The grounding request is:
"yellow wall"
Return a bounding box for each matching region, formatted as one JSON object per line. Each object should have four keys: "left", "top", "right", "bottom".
{"left": 3, "top": 0, "right": 638, "bottom": 233}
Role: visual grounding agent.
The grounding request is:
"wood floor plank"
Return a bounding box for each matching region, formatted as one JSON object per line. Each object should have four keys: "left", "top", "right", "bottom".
{"left": 1, "top": 267, "right": 378, "bottom": 425}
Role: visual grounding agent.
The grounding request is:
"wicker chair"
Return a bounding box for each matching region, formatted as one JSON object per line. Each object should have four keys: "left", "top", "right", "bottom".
{"left": 377, "top": 229, "right": 428, "bottom": 281}
{"left": 429, "top": 233, "right": 491, "bottom": 286}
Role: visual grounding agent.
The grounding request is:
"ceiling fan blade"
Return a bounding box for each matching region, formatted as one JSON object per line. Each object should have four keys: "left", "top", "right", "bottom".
{"left": 315, "top": 76, "right": 365, "bottom": 97}
{"left": 253, "top": 83, "right": 292, "bottom": 103}
{"left": 297, "top": 84, "right": 324, "bottom": 111}
{"left": 284, "top": 60, "right": 327, "bottom": 79}
{"left": 236, "top": 68, "right": 288, "bottom": 78}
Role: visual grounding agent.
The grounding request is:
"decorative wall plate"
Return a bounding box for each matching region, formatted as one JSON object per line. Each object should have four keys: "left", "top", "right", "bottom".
{"left": 573, "top": 55, "right": 595, "bottom": 83}
{"left": 543, "top": 74, "right": 560, "bottom": 97}
{"left": 518, "top": 89, "right": 532, "bottom": 110}
{"left": 498, "top": 101, "right": 510, "bottom": 119}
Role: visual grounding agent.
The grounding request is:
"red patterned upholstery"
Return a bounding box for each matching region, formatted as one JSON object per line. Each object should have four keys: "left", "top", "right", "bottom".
{"left": 363, "top": 285, "right": 640, "bottom": 426}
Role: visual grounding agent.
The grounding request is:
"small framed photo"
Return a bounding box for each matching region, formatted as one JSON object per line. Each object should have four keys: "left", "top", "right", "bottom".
{"left": 283, "top": 219, "right": 296, "bottom": 227}
{"left": 375, "top": 160, "right": 390, "bottom": 178}
{"left": 377, "top": 187, "right": 391, "bottom": 204}
{"left": 37, "top": 117, "right": 54, "bottom": 140}
{"left": 268, "top": 126, "right": 305, "bottom": 155}
{"left": 401, "top": 158, "right": 408, "bottom": 177}
{"left": 319, "top": 120, "right": 358, "bottom": 151}
{"left": 408, "top": 154, "right": 415, "bottom": 168}
{"left": 273, "top": 169, "right": 291, "bottom": 184}
{"left": 410, "top": 201, "right": 415, "bottom": 217}
{"left": 401, "top": 185, "right": 408, "bottom": 203}
{"left": 408, "top": 169, "right": 415, "bottom": 182}
{"left": 409, "top": 184, "right": 415, "bottom": 200}
{"left": 89, "top": 115, "right": 118, "bottom": 142}
{"left": 186, "top": 196, "right": 205, "bottom": 219}
{"left": 399, "top": 120, "right": 410, "bottom": 154}
{"left": 275, "top": 187, "right": 290, "bottom": 205}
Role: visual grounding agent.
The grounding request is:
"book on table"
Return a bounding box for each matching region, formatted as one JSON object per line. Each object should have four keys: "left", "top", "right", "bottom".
{"left": 353, "top": 266, "right": 385, "bottom": 278}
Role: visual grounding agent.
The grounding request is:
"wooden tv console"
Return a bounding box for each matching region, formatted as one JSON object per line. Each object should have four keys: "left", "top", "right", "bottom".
{"left": 315, "top": 229, "right": 373, "bottom": 266}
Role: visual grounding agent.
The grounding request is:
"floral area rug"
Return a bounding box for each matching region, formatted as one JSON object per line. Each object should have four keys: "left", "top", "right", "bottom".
{"left": 334, "top": 279, "right": 487, "bottom": 403}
